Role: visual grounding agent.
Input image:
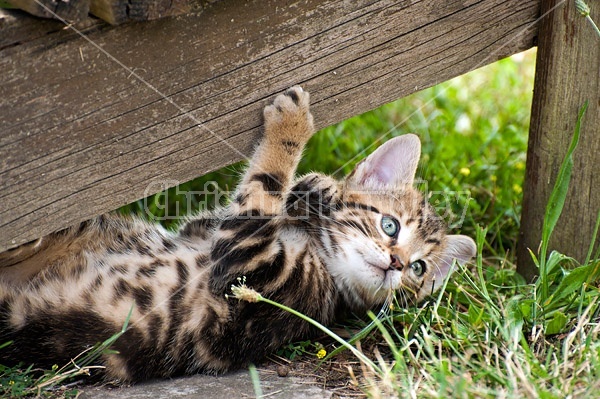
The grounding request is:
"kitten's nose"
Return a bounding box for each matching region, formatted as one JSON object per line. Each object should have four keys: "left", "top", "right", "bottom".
{"left": 390, "top": 254, "right": 404, "bottom": 270}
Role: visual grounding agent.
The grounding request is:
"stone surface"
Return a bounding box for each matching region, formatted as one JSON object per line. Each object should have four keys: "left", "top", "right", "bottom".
{"left": 80, "top": 369, "right": 335, "bottom": 399}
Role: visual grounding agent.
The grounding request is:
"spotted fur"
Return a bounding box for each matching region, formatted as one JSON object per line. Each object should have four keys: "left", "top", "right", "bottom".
{"left": 0, "top": 87, "right": 476, "bottom": 381}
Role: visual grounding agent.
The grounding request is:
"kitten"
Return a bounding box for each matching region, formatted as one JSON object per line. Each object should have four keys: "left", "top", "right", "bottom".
{"left": 0, "top": 87, "right": 476, "bottom": 381}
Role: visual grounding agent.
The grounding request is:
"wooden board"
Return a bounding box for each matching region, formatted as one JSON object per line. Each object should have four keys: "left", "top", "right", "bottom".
{"left": 89, "top": 0, "right": 196, "bottom": 25}
{"left": 5, "top": 0, "right": 201, "bottom": 25}
{"left": 1, "top": 9, "right": 78, "bottom": 49}
{"left": 0, "top": 0, "right": 540, "bottom": 252}
{"left": 517, "top": 0, "right": 600, "bottom": 280}
{"left": 8, "top": 0, "right": 89, "bottom": 22}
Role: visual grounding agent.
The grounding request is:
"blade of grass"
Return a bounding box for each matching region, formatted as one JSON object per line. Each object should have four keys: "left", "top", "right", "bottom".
{"left": 321, "top": 312, "right": 379, "bottom": 361}
{"left": 584, "top": 209, "right": 600, "bottom": 266}
{"left": 72, "top": 302, "right": 134, "bottom": 368}
{"left": 475, "top": 225, "right": 491, "bottom": 300}
{"left": 455, "top": 262, "right": 501, "bottom": 315}
{"left": 228, "top": 283, "right": 382, "bottom": 374}
{"left": 538, "top": 101, "right": 587, "bottom": 304}
{"left": 366, "top": 310, "right": 400, "bottom": 355}
{"left": 32, "top": 304, "right": 134, "bottom": 395}
{"left": 248, "top": 364, "right": 263, "bottom": 399}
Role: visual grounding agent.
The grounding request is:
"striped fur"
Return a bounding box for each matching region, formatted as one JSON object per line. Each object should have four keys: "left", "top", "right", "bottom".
{"left": 0, "top": 87, "right": 475, "bottom": 381}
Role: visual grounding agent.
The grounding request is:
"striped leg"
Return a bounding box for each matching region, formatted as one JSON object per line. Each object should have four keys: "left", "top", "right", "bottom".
{"left": 235, "top": 87, "right": 314, "bottom": 216}
{"left": 209, "top": 87, "right": 314, "bottom": 294}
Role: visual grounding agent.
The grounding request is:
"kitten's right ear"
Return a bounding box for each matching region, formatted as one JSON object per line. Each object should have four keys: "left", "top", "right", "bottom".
{"left": 434, "top": 235, "right": 477, "bottom": 286}
{"left": 346, "top": 134, "right": 421, "bottom": 190}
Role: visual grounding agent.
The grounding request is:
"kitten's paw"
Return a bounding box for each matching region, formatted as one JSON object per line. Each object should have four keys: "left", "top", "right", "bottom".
{"left": 286, "top": 173, "right": 339, "bottom": 219}
{"left": 263, "top": 86, "right": 314, "bottom": 145}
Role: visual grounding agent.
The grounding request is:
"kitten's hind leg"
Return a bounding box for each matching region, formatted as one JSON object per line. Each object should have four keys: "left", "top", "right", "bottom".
{"left": 235, "top": 87, "right": 314, "bottom": 215}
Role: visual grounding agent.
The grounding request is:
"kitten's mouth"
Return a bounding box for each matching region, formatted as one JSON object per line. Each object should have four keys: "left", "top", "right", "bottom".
{"left": 367, "top": 261, "right": 398, "bottom": 284}
{"left": 366, "top": 262, "right": 402, "bottom": 291}
{"left": 367, "top": 262, "right": 389, "bottom": 272}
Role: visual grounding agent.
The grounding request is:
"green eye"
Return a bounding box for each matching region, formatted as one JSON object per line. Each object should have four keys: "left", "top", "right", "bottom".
{"left": 381, "top": 216, "right": 399, "bottom": 237}
{"left": 410, "top": 260, "right": 426, "bottom": 277}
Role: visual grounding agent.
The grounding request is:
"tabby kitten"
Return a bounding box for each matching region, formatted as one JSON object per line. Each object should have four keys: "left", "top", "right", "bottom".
{"left": 0, "top": 87, "right": 475, "bottom": 382}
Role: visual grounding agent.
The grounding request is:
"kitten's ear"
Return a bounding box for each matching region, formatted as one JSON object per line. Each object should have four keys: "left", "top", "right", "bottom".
{"left": 433, "top": 235, "right": 477, "bottom": 287}
{"left": 347, "top": 134, "right": 421, "bottom": 190}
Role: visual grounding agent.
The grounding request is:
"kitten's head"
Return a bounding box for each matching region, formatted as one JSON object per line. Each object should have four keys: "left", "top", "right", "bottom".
{"left": 323, "top": 134, "right": 476, "bottom": 310}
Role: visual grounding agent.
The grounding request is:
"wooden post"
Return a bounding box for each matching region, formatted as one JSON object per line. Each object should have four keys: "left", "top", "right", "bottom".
{"left": 517, "top": 0, "right": 600, "bottom": 281}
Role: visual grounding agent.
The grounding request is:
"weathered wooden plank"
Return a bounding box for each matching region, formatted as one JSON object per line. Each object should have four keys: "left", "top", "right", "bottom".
{"left": 3, "top": 0, "right": 205, "bottom": 26}
{"left": 517, "top": 0, "right": 600, "bottom": 281}
{"left": 1, "top": 9, "right": 59, "bottom": 49}
{"left": 89, "top": 0, "right": 197, "bottom": 25}
{"left": 0, "top": 9, "right": 106, "bottom": 50}
{"left": 0, "top": 0, "right": 540, "bottom": 252}
{"left": 8, "top": 0, "right": 89, "bottom": 22}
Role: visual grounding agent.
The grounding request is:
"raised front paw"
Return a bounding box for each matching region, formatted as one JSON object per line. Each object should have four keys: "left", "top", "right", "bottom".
{"left": 263, "top": 86, "right": 315, "bottom": 147}
{"left": 285, "top": 173, "right": 339, "bottom": 220}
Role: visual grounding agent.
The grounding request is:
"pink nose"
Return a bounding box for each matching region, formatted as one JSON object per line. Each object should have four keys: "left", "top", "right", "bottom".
{"left": 390, "top": 254, "right": 404, "bottom": 270}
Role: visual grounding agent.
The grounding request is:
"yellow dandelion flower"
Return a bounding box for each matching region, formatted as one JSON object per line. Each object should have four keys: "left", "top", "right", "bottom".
{"left": 316, "top": 349, "right": 327, "bottom": 359}
{"left": 515, "top": 161, "right": 525, "bottom": 171}
{"left": 490, "top": 175, "right": 497, "bottom": 182}
{"left": 513, "top": 184, "right": 523, "bottom": 194}
{"left": 459, "top": 167, "right": 471, "bottom": 176}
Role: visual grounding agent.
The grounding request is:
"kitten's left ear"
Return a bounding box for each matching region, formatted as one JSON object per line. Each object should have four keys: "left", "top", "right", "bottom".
{"left": 433, "top": 235, "right": 477, "bottom": 287}
{"left": 347, "top": 134, "right": 421, "bottom": 190}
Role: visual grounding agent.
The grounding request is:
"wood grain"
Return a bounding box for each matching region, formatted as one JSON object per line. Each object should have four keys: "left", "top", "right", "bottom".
{"left": 89, "top": 0, "right": 194, "bottom": 25}
{"left": 4, "top": 0, "right": 200, "bottom": 25}
{"left": 517, "top": 0, "right": 600, "bottom": 280}
{"left": 0, "top": 0, "right": 540, "bottom": 252}
{"left": 0, "top": 9, "right": 103, "bottom": 51}
{"left": 7, "top": 0, "right": 89, "bottom": 22}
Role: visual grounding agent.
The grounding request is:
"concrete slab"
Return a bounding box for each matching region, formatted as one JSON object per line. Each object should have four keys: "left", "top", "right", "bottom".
{"left": 79, "top": 369, "right": 336, "bottom": 399}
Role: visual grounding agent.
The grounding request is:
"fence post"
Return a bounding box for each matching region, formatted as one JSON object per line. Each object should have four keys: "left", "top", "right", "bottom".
{"left": 517, "top": 0, "right": 600, "bottom": 281}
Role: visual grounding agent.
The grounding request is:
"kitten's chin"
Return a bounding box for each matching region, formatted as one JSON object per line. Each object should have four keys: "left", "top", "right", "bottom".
{"left": 358, "top": 265, "right": 403, "bottom": 306}
{"left": 370, "top": 269, "right": 402, "bottom": 303}
{"left": 326, "top": 253, "right": 402, "bottom": 309}
{"left": 382, "top": 269, "right": 402, "bottom": 291}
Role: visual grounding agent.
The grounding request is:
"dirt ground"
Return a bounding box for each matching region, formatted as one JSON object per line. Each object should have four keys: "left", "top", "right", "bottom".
{"left": 78, "top": 356, "right": 367, "bottom": 399}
